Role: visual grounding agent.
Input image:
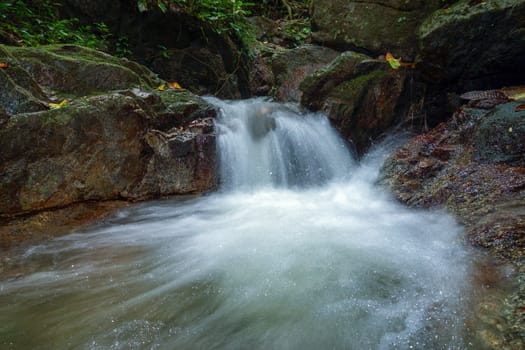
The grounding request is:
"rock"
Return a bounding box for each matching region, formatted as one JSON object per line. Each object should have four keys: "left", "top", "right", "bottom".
{"left": 380, "top": 100, "right": 525, "bottom": 344}
{"left": 300, "top": 51, "right": 407, "bottom": 154}
{"left": 4, "top": 45, "right": 161, "bottom": 97}
{"left": 0, "top": 45, "right": 217, "bottom": 229}
{"left": 0, "top": 201, "right": 128, "bottom": 250}
{"left": 472, "top": 103, "right": 525, "bottom": 166}
{"left": 418, "top": 0, "right": 525, "bottom": 87}
{"left": 0, "top": 46, "right": 48, "bottom": 114}
{"left": 0, "top": 107, "right": 9, "bottom": 126}
{"left": 271, "top": 44, "right": 339, "bottom": 102}
{"left": 248, "top": 46, "right": 275, "bottom": 96}
{"left": 311, "top": 0, "right": 449, "bottom": 59}
{"left": 380, "top": 101, "right": 525, "bottom": 262}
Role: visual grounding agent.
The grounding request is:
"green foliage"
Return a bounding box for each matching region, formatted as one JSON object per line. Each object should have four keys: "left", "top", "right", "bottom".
{"left": 0, "top": 0, "right": 109, "bottom": 49}
{"left": 114, "top": 36, "right": 132, "bottom": 58}
{"left": 280, "top": 18, "right": 311, "bottom": 48}
{"left": 136, "top": 0, "right": 256, "bottom": 45}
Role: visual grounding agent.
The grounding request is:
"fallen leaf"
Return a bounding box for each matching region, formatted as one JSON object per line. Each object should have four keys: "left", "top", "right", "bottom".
{"left": 0, "top": 62, "right": 8, "bottom": 68}
{"left": 508, "top": 127, "right": 513, "bottom": 133}
{"left": 49, "top": 99, "right": 68, "bottom": 109}
{"left": 385, "top": 52, "right": 401, "bottom": 69}
{"left": 515, "top": 103, "right": 525, "bottom": 112}
{"left": 157, "top": 84, "right": 166, "bottom": 91}
{"left": 168, "top": 81, "right": 183, "bottom": 90}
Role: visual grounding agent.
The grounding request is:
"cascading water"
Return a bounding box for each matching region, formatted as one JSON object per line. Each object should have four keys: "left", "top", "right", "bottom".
{"left": 212, "top": 97, "right": 354, "bottom": 190}
{"left": 0, "top": 98, "right": 490, "bottom": 349}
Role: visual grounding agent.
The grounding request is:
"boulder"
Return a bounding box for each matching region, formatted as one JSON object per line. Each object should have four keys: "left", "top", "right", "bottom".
{"left": 418, "top": 0, "right": 525, "bottom": 87}
{"left": 4, "top": 45, "right": 161, "bottom": 96}
{"left": 271, "top": 44, "right": 339, "bottom": 102}
{"left": 379, "top": 98, "right": 525, "bottom": 346}
{"left": 0, "top": 45, "right": 217, "bottom": 224}
{"left": 0, "top": 46, "right": 48, "bottom": 114}
{"left": 380, "top": 99, "right": 525, "bottom": 261}
{"left": 300, "top": 51, "right": 407, "bottom": 154}
{"left": 311, "top": 0, "right": 451, "bottom": 59}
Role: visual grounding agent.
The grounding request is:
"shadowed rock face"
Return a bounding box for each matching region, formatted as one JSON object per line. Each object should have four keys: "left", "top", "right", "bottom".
{"left": 418, "top": 0, "right": 525, "bottom": 87}
{"left": 0, "top": 45, "right": 217, "bottom": 226}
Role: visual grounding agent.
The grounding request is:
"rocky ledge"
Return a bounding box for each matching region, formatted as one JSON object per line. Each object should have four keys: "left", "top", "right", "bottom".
{"left": 380, "top": 97, "right": 525, "bottom": 345}
{"left": 0, "top": 44, "right": 218, "bottom": 248}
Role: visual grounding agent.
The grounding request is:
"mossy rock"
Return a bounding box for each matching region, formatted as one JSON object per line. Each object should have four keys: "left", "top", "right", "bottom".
{"left": 418, "top": 0, "right": 525, "bottom": 83}
{"left": 0, "top": 45, "right": 48, "bottom": 114}
{"left": 0, "top": 89, "right": 217, "bottom": 217}
{"left": 472, "top": 102, "right": 525, "bottom": 166}
{"left": 3, "top": 44, "right": 162, "bottom": 97}
{"left": 300, "top": 51, "right": 406, "bottom": 154}
{"left": 271, "top": 44, "right": 340, "bottom": 102}
{"left": 300, "top": 51, "right": 374, "bottom": 107}
{"left": 311, "top": 0, "right": 452, "bottom": 59}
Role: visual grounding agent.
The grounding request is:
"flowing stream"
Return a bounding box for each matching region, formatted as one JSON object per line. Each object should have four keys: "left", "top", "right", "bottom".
{"left": 0, "top": 98, "right": 503, "bottom": 349}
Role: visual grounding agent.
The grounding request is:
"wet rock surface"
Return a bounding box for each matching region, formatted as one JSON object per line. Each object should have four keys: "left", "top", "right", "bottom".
{"left": 380, "top": 99, "right": 525, "bottom": 345}
{"left": 271, "top": 44, "right": 339, "bottom": 102}
{"left": 0, "top": 44, "right": 218, "bottom": 247}
{"left": 380, "top": 100, "right": 525, "bottom": 259}
{"left": 300, "top": 51, "right": 407, "bottom": 154}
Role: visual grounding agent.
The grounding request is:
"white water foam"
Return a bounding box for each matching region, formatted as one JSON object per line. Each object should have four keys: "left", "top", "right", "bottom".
{"left": 0, "top": 98, "right": 473, "bottom": 349}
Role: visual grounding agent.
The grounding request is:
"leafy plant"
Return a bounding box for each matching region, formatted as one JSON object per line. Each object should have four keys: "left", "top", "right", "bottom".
{"left": 136, "top": 0, "right": 256, "bottom": 45}
{"left": 114, "top": 36, "right": 132, "bottom": 58}
{"left": 0, "top": 0, "right": 109, "bottom": 49}
{"left": 280, "top": 18, "right": 311, "bottom": 48}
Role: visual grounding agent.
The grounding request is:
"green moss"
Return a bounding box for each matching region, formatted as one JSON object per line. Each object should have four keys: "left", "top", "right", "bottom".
{"left": 42, "top": 108, "right": 76, "bottom": 127}
{"left": 419, "top": 0, "right": 521, "bottom": 38}
{"left": 2, "top": 45, "right": 162, "bottom": 97}
{"left": 331, "top": 69, "right": 386, "bottom": 107}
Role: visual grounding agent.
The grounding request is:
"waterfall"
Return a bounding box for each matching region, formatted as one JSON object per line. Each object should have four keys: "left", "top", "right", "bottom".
{"left": 0, "top": 98, "right": 490, "bottom": 350}
{"left": 209, "top": 97, "right": 354, "bottom": 190}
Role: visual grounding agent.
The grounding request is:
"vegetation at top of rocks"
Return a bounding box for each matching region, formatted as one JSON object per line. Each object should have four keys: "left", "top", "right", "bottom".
{"left": 137, "top": 0, "right": 256, "bottom": 45}
{"left": 137, "top": 0, "right": 313, "bottom": 49}
{"left": 0, "top": 1, "right": 110, "bottom": 49}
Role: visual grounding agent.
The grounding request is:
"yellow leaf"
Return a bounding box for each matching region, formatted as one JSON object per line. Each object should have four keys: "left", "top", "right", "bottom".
{"left": 385, "top": 52, "right": 401, "bottom": 69}
{"left": 168, "top": 81, "right": 183, "bottom": 90}
{"left": 508, "top": 127, "right": 513, "bottom": 133}
{"left": 49, "top": 99, "right": 68, "bottom": 109}
{"left": 157, "top": 84, "right": 166, "bottom": 91}
{"left": 0, "top": 62, "right": 8, "bottom": 68}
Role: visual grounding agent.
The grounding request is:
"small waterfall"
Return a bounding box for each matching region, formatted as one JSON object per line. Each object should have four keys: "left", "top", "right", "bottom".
{"left": 208, "top": 97, "right": 355, "bottom": 190}
{"left": 0, "top": 98, "right": 493, "bottom": 350}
